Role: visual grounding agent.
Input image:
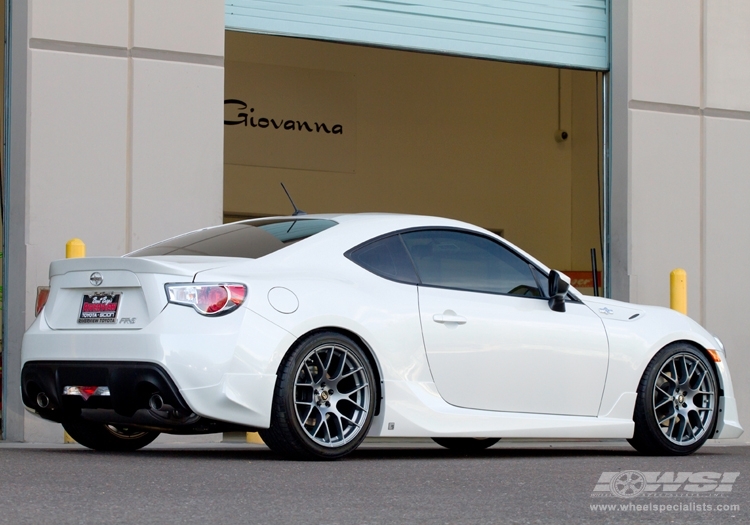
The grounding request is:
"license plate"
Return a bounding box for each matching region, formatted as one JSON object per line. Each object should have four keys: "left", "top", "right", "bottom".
{"left": 78, "top": 293, "right": 122, "bottom": 324}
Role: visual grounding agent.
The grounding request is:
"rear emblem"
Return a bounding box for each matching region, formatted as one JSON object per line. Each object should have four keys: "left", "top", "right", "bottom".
{"left": 89, "top": 272, "right": 103, "bottom": 286}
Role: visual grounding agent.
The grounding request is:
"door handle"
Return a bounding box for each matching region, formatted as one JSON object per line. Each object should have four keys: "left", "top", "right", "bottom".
{"left": 433, "top": 313, "right": 467, "bottom": 325}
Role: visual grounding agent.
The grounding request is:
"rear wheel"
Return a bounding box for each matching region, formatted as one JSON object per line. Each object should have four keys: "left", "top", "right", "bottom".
{"left": 63, "top": 420, "right": 160, "bottom": 451}
{"left": 629, "top": 343, "right": 717, "bottom": 456}
{"left": 260, "top": 332, "right": 376, "bottom": 460}
{"left": 432, "top": 438, "right": 500, "bottom": 452}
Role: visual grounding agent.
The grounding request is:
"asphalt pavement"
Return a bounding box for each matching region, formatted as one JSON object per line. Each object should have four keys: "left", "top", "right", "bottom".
{"left": 0, "top": 439, "right": 748, "bottom": 525}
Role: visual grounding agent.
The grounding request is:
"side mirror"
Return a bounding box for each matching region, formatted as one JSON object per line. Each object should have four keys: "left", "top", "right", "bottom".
{"left": 548, "top": 270, "right": 570, "bottom": 312}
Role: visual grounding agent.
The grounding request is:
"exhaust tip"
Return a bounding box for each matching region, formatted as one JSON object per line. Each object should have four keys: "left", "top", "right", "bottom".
{"left": 36, "top": 392, "right": 50, "bottom": 409}
{"left": 148, "top": 393, "right": 164, "bottom": 411}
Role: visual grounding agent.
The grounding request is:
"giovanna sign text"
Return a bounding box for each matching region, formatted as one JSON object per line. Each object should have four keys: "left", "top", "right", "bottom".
{"left": 225, "top": 100, "right": 344, "bottom": 135}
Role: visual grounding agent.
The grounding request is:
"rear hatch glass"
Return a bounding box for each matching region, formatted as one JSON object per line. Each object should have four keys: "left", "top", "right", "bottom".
{"left": 126, "top": 218, "right": 337, "bottom": 258}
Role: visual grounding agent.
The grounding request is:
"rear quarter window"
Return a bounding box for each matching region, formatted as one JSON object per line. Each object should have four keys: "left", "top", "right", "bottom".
{"left": 127, "top": 219, "right": 337, "bottom": 258}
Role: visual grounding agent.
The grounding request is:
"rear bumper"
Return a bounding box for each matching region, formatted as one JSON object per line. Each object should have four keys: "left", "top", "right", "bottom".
{"left": 21, "top": 360, "right": 246, "bottom": 433}
{"left": 21, "top": 304, "right": 296, "bottom": 430}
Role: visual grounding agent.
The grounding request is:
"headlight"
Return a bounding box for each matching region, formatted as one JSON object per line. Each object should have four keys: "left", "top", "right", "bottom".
{"left": 165, "top": 283, "right": 247, "bottom": 316}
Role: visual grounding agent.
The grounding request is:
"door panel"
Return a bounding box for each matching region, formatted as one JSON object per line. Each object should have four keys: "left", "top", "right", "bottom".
{"left": 419, "top": 287, "right": 609, "bottom": 416}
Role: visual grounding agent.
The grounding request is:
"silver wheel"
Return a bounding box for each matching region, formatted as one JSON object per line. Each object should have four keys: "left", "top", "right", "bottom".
{"left": 293, "top": 343, "right": 371, "bottom": 448}
{"left": 652, "top": 352, "right": 715, "bottom": 446}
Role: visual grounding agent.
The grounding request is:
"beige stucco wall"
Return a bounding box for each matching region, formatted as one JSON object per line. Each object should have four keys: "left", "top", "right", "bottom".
{"left": 21, "top": 0, "right": 225, "bottom": 442}
{"left": 621, "top": 0, "right": 750, "bottom": 438}
{"left": 224, "top": 32, "right": 603, "bottom": 275}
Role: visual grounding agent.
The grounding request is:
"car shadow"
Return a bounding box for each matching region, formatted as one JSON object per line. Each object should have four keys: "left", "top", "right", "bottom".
{"left": 15, "top": 443, "right": 740, "bottom": 462}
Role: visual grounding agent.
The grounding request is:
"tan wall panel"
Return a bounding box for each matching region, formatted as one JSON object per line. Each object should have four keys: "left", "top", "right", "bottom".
{"left": 706, "top": 2, "right": 750, "bottom": 112}
{"left": 30, "top": 0, "right": 129, "bottom": 47}
{"left": 629, "top": 110, "right": 701, "bottom": 316}
{"left": 631, "top": 0, "right": 701, "bottom": 106}
{"left": 132, "top": 59, "right": 224, "bottom": 249}
{"left": 133, "top": 0, "right": 224, "bottom": 56}
{"left": 705, "top": 116, "right": 750, "bottom": 427}
{"left": 224, "top": 32, "right": 600, "bottom": 273}
{"left": 27, "top": 50, "right": 129, "bottom": 330}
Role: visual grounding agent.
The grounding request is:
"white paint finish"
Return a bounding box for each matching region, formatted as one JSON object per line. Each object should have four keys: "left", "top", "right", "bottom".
{"left": 629, "top": 110, "right": 701, "bottom": 318}
{"left": 630, "top": 0, "right": 701, "bottom": 106}
{"left": 134, "top": 0, "right": 224, "bottom": 56}
{"left": 27, "top": 49, "right": 129, "bottom": 327}
{"left": 704, "top": 116, "right": 750, "bottom": 437}
{"left": 706, "top": 2, "right": 750, "bottom": 112}
{"left": 419, "top": 288, "right": 609, "bottom": 416}
{"left": 131, "top": 59, "right": 224, "bottom": 249}
{"left": 21, "top": 214, "right": 741, "bottom": 442}
{"left": 30, "top": 0, "right": 129, "bottom": 47}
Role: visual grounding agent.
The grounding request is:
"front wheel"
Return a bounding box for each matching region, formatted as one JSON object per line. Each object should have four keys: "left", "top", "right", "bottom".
{"left": 628, "top": 343, "right": 718, "bottom": 456}
{"left": 63, "top": 421, "right": 160, "bottom": 451}
{"left": 260, "top": 332, "right": 376, "bottom": 460}
{"left": 432, "top": 438, "right": 500, "bottom": 452}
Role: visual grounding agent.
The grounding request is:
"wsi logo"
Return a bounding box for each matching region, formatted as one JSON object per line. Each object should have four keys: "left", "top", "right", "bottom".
{"left": 593, "top": 471, "right": 740, "bottom": 498}
{"left": 118, "top": 318, "right": 137, "bottom": 324}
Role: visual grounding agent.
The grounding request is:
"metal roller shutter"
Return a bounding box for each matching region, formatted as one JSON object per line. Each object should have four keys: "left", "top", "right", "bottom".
{"left": 226, "top": 0, "right": 609, "bottom": 70}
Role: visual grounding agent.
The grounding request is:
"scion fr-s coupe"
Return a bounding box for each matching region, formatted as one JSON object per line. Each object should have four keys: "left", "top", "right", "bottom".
{"left": 22, "top": 214, "right": 742, "bottom": 459}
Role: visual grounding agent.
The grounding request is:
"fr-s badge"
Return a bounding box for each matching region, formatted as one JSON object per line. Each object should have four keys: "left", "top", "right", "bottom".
{"left": 119, "top": 318, "right": 136, "bottom": 324}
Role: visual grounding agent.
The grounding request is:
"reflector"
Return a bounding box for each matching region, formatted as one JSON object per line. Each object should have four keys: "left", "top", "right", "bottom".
{"left": 63, "top": 386, "right": 111, "bottom": 401}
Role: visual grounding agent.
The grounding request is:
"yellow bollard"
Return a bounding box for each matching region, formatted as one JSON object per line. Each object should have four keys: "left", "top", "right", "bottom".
{"left": 246, "top": 432, "right": 265, "bottom": 445}
{"left": 64, "top": 238, "right": 86, "bottom": 444}
{"left": 66, "top": 238, "right": 86, "bottom": 259}
{"left": 670, "top": 268, "right": 687, "bottom": 315}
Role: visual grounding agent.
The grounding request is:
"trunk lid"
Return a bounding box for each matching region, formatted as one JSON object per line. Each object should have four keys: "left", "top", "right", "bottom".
{"left": 44, "top": 256, "right": 244, "bottom": 330}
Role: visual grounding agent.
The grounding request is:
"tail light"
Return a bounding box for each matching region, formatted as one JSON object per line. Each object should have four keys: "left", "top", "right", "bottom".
{"left": 165, "top": 283, "right": 247, "bottom": 316}
{"left": 35, "top": 286, "right": 50, "bottom": 317}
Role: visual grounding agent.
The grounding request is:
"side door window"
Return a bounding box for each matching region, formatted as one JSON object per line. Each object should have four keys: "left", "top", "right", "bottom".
{"left": 400, "top": 229, "right": 542, "bottom": 297}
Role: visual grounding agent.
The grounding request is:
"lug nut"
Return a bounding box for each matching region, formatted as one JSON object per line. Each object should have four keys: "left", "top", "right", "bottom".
{"left": 325, "top": 401, "right": 331, "bottom": 407}
{"left": 328, "top": 389, "right": 334, "bottom": 395}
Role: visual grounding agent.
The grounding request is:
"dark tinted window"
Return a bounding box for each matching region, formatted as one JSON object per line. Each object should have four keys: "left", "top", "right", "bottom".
{"left": 530, "top": 265, "right": 549, "bottom": 298}
{"left": 401, "top": 230, "right": 541, "bottom": 296}
{"left": 128, "top": 219, "right": 337, "bottom": 258}
{"left": 347, "top": 235, "right": 419, "bottom": 284}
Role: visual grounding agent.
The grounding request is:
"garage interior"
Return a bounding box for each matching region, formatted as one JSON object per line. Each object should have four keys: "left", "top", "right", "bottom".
{"left": 223, "top": 31, "right": 604, "bottom": 291}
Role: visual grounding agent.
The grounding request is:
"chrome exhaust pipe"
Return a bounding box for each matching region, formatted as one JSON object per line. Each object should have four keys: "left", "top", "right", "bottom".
{"left": 36, "top": 392, "right": 50, "bottom": 409}
{"left": 149, "top": 393, "right": 164, "bottom": 411}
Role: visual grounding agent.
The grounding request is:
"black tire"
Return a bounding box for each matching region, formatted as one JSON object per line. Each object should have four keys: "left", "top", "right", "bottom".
{"left": 628, "top": 343, "right": 718, "bottom": 456}
{"left": 259, "top": 332, "right": 377, "bottom": 460}
{"left": 432, "top": 438, "right": 500, "bottom": 452}
{"left": 63, "top": 420, "right": 160, "bottom": 451}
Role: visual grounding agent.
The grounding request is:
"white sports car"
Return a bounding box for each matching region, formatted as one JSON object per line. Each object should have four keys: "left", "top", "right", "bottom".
{"left": 22, "top": 214, "right": 742, "bottom": 459}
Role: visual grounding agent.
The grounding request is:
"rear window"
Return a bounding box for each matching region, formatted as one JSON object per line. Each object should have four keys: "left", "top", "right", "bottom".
{"left": 127, "top": 218, "right": 337, "bottom": 258}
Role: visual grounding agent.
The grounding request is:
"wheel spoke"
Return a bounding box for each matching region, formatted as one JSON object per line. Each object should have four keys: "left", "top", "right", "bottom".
{"left": 340, "top": 396, "right": 367, "bottom": 412}
{"left": 329, "top": 350, "right": 348, "bottom": 381}
{"left": 303, "top": 361, "right": 316, "bottom": 385}
{"left": 341, "top": 382, "right": 369, "bottom": 396}
{"left": 297, "top": 402, "right": 314, "bottom": 425}
{"left": 340, "top": 414, "right": 362, "bottom": 429}
{"left": 658, "top": 411, "right": 677, "bottom": 425}
{"left": 676, "top": 416, "right": 688, "bottom": 443}
{"left": 654, "top": 397, "right": 672, "bottom": 409}
{"left": 659, "top": 370, "right": 677, "bottom": 384}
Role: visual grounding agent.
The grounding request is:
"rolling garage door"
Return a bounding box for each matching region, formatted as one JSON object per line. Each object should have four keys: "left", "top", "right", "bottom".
{"left": 225, "top": 0, "right": 609, "bottom": 70}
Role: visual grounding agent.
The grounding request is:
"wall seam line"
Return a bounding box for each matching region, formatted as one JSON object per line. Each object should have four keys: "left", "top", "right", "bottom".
{"left": 126, "top": 0, "right": 134, "bottom": 253}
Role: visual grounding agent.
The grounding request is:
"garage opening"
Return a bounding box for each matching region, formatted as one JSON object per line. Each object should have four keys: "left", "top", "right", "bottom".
{"left": 223, "top": 31, "right": 605, "bottom": 295}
